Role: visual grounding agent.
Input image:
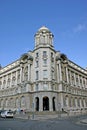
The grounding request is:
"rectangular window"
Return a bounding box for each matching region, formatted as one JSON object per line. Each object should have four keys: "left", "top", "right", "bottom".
{"left": 51, "top": 52, "right": 53, "bottom": 58}
{"left": 51, "top": 70, "right": 54, "bottom": 79}
{"left": 43, "top": 70, "right": 47, "bottom": 78}
{"left": 43, "top": 51, "right": 47, "bottom": 58}
{"left": 36, "top": 60, "right": 39, "bottom": 67}
{"left": 43, "top": 83, "right": 48, "bottom": 90}
{"left": 43, "top": 59, "right": 47, "bottom": 66}
{"left": 36, "top": 71, "right": 39, "bottom": 80}
{"left": 36, "top": 84, "right": 39, "bottom": 91}
{"left": 36, "top": 52, "right": 39, "bottom": 58}
{"left": 51, "top": 52, "right": 54, "bottom": 62}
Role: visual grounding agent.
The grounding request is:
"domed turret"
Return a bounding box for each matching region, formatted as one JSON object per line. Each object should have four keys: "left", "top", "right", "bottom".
{"left": 38, "top": 26, "right": 50, "bottom": 33}
{"left": 34, "top": 26, "right": 54, "bottom": 49}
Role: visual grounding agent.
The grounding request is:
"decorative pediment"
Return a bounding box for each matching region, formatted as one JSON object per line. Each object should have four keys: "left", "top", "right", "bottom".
{"left": 20, "top": 53, "right": 33, "bottom": 62}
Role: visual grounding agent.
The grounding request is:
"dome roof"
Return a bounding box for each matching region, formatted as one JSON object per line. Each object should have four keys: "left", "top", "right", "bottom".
{"left": 38, "top": 26, "right": 50, "bottom": 33}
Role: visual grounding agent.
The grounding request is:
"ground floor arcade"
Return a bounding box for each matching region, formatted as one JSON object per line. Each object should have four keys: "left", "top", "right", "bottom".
{"left": 0, "top": 92, "right": 87, "bottom": 113}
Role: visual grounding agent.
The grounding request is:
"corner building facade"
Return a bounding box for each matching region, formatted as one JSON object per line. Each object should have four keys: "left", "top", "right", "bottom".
{"left": 0, "top": 26, "right": 87, "bottom": 113}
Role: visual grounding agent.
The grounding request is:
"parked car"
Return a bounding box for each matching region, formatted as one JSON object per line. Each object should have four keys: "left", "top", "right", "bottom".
{"left": 1, "top": 110, "right": 14, "bottom": 118}
{"left": 0, "top": 110, "right": 5, "bottom": 117}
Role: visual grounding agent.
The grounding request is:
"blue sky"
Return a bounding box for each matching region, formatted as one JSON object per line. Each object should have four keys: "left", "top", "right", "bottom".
{"left": 0, "top": 0, "right": 87, "bottom": 68}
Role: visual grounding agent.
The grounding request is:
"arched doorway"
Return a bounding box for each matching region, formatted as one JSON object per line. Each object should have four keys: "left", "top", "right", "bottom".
{"left": 35, "top": 97, "right": 39, "bottom": 111}
{"left": 52, "top": 97, "right": 56, "bottom": 111}
{"left": 43, "top": 96, "right": 49, "bottom": 111}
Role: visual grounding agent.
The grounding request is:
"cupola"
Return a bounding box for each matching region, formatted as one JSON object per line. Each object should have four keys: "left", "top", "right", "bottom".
{"left": 34, "top": 26, "right": 54, "bottom": 49}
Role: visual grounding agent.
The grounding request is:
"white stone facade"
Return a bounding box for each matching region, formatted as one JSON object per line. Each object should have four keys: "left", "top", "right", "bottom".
{"left": 0, "top": 26, "right": 87, "bottom": 113}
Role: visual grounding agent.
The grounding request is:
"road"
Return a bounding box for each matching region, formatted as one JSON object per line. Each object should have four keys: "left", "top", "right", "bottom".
{"left": 0, "top": 115, "right": 87, "bottom": 130}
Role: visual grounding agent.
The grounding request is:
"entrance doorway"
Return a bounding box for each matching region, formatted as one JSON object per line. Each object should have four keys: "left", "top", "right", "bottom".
{"left": 35, "top": 97, "right": 39, "bottom": 111}
{"left": 52, "top": 97, "right": 56, "bottom": 111}
{"left": 43, "top": 96, "right": 49, "bottom": 111}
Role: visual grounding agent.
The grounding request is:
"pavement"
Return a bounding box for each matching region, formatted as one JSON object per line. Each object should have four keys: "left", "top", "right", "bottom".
{"left": 14, "top": 113, "right": 87, "bottom": 124}
{"left": 80, "top": 119, "right": 87, "bottom": 124}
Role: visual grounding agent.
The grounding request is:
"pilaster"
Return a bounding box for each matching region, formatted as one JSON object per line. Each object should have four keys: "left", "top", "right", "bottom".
{"left": 39, "top": 97, "right": 43, "bottom": 111}
{"left": 74, "top": 73, "right": 76, "bottom": 86}
{"left": 66, "top": 67, "right": 69, "bottom": 83}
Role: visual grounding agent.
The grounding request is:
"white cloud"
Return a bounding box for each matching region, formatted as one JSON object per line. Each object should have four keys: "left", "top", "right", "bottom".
{"left": 73, "top": 24, "right": 87, "bottom": 33}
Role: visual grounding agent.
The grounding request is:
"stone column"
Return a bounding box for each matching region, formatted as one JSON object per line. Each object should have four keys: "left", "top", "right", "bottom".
{"left": 66, "top": 67, "right": 69, "bottom": 83}
{"left": 80, "top": 98, "right": 82, "bottom": 108}
{"left": 2, "top": 77, "right": 4, "bottom": 89}
{"left": 39, "top": 97, "right": 43, "bottom": 111}
{"left": 84, "top": 99, "right": 86, "bottom": 108}
{"left": 6, "top": 75, "right": 8, "bottom": 88}
{"left": 84, "top": 78, "right": 86, "bottom": 89}
{"left": 57, "top": 64, "right": 60, "bottom": 83}
{"left": 10, "top": 73, "right": 12, "bottom": 87}
{"left": 49, "top": 97, "right": 53, "bottom": 111}
{"left": 75, "top": 98, "right": 77, "bottom": 108}
{"left": 16, "top": 71, "right": 18, "bottom": 85}
{"left": 78, "top": 75, "right": 80, "bottom": 87}
{"left": 20, "top": 67, "right": 22, "bottom": 83}
{"left": 59, "top": 93, "right": 63, "bottom": 109}
{"left": 86, "top": 79, "right": 87, "bottom": 89}
{"left": 74, "top": 73, "right": 76, "bottom": 86}
{"left": 59, "top": 63, "right": 62, "bottom": 82}
{"left": 28, "top": 64, "right": 30, "bottom": 81}
{"left": 69, "top": 71, "right": 72, "bottom": 85}
{"left": 81, "top": 77, "right": 83, "bottom": 88}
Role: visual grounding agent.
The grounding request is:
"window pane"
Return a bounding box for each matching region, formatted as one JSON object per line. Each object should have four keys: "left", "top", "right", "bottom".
{"left": 36, "top": 84, "right": 39, "bottom": 91}
{"left": 36, "top": 71, "right": 39, "bottom": 80}
{"left": 43, "top": 84, "right": 48, "bottom": 90}
{"left": 43, "top": 70, "right": 47, "bottom": 78}
{"left": 43, "top": 59, "right": 47, "bottom": 65}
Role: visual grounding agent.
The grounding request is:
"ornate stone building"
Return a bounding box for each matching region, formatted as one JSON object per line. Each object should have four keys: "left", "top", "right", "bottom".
{"left": 0, "top": 26, "right": 87, "bottom": 114}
